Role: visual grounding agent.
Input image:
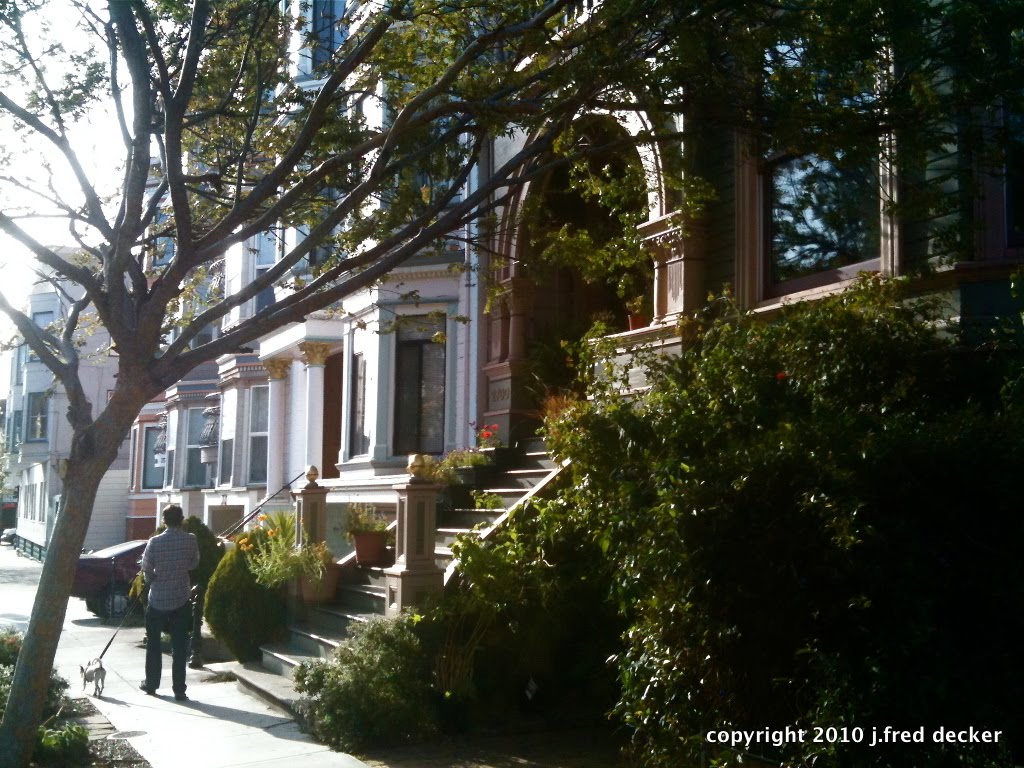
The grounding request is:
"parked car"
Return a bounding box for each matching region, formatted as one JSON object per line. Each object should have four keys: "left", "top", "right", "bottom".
{"left": 0, "top": 528, "right": 15, "bottom": 545}
{"left": 71, "top": 540, "right": 147, "bottom": 620}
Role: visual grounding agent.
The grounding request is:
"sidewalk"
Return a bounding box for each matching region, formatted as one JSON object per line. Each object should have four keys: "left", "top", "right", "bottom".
{"left": 51, "top": 588, "right": 369, "bottom": 768}
{"left": 2, "top": 547, "right": 626, "bottom": 768}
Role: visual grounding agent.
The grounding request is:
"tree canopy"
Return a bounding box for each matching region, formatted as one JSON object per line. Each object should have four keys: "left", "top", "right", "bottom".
{"left": 0, "top": 0, "right": 673, "bottom": 762}
{"left": 1, "top": 0, "right": 1022, "bottom": 765}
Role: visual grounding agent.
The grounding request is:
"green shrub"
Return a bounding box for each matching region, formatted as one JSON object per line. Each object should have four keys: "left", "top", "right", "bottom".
{"left": 0, "top": 630, "right": 69, "bottom": 722}
{"left": 0, "top": 628, "right": 21, "bottom": 667}
{"left": 183, "top": 515, "right": 226, "bottom": 587}
{"left": 443, "top": 497, "right": 622, "bottom": 726}
{"left": 294, "top": 614, "right": 438, "bottom": 752}
{"left": 550, "top": 278, "right": 1024, "bottom": 767}
{"left": 469, "top": 491, "right": 504, "bottom": 510}
{"left": 204, "top": 544, "right": 286, "bottom": 661}
{"left": 34, "top": 723, "right": 90, "bottom": 767}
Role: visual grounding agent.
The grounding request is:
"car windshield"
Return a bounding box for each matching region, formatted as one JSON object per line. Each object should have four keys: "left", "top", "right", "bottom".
{"left": 85, "top": 540, "right": 146, "bottom": 557}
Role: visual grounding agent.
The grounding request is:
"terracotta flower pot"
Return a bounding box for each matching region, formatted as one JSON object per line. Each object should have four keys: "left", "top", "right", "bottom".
{"left": 628, "top": 313, "right": 649, "bottom": 331}
{"left": 351, "top": 531, "right": 387, "bottom": 566}
{"left": 299, "top": 562, "right": 341, "bottom": 603}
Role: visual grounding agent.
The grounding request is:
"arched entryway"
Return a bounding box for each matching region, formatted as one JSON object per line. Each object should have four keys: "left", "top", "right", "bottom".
{"left": 483, "top": 116, "right": 650, "bottom": 443}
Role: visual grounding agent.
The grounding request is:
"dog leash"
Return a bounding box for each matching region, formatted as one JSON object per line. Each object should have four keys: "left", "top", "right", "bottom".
{"left": 97, "top": 590, "right": 142, "bottom": 660}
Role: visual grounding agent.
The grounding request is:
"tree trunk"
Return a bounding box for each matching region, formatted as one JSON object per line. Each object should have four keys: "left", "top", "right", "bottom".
{"left": 0, "top": 431, "right": 127, "bottom": 768}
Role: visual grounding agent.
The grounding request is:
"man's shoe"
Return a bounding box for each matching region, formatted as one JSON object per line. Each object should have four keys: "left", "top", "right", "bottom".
{"left": 174, "top": 692, "right": 188, "bottom": 702}
{"left": 139, "top": 682, "right": 156, "bottom": 695}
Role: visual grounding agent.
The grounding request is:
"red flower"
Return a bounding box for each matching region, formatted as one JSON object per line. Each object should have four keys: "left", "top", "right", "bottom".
{"left": 480, "top": 430, "right": 493, "bottom": 439}
{"left": 776, "top": 372, "right": 787, "bottom": 380}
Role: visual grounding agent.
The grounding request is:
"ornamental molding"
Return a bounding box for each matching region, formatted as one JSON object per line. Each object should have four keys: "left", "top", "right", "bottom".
{"left": 382, "top": 269, "right": 454, "bottom": 282}
{"left": 299, "top": 341, "right": 332, "bottom": 367}
{"left": 263, "top": 357, "right": 292, "bottom": 379}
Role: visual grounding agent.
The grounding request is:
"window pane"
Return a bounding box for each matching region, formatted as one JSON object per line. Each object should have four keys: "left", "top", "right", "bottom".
{"left": 249, "top": 436, "right": 268, "bottom": 484}
{"left": 250, "top": 387, "right": 269, "bottom": 432}
{"left": 187, "top": 408, "right": 206, "bottom": 442}
{"left": 220, "top": 439, "right": 233, "bottom": 485}
{"left": 1007, "top": 111, "right": 1024, "bottom": 247}
{"left": 14, "top": 345, "right": 24, "bottom": 384}
{"left": 142, "top": 428, "right": 163, "bottom": 489}
{"left": 255, "top": 236, "right": 277, "bottom": 266}
{"left": 311, "top": 0, "right": 346, "bottom": 69}
{"left": 27, "top": 393, "right": 48, "bottom": 441}
{"left": 349, "top": 353, "right": 369, "bottom": 455}
{"left": 255, "top": 268, "right": 275, "bottom": 312}
{"left": 394, "top": 344, "right": 423, "bottom": 455}
{"left": 418, "top": 343, "right": 445, "bottom": 453}
{"left": 165, "top": 449, "right": 175, "bottom": 488}
{"left": 394, "top": 316, "right": 445, "bottom": 455}
{"left": 186, "top": 448, "right": 207, "bottom": 487}
{"left": 29, "top": 313, "right": 53, "bottom": 362}
{"left": 769, "top": 154, "right": 880, "bottom": 284}
{"left": 11, "top": 410, "right": 22, "bottom": 446}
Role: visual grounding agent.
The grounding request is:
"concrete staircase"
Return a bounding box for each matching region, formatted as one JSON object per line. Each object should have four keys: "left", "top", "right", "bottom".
{"left": 231, "top": 438, "right": 562, "bottom": 713}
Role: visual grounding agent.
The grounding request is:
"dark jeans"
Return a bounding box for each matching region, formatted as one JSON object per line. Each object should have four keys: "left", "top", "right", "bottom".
{"left": 144, "top": 602, "right": 190, "bottom": 696}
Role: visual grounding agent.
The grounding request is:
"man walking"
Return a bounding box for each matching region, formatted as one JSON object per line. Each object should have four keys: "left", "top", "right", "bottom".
{"left": 140, "top": 504, "right": 199, "bottom": 701}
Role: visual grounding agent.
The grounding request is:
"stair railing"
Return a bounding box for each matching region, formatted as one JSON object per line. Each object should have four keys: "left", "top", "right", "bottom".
{"left": 218, "top": 470, "right": 307, "bottom": 540}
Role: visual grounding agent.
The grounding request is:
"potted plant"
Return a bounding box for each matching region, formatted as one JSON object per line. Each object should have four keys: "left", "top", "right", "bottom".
{"left": 296, "top": 541, "right": 339, "bottom": 602}
{"left": 626, "top": 293, "right": 652, "bottom": 330}
{"left": 470, "top": 421, "right": 515, "bottom": 470}
{"left": 345, "top": 503, "right": 389, "bottom": 566}
{"left": 442, "top": 448, "right": 498, "bottom": 487}
{"left": 244, "top": 512, "right": 339, "bottom": 602}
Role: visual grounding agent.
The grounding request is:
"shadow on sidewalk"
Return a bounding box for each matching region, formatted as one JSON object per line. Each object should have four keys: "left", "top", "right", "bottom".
{"left": 162, "top": 698, "right": 307, "bottom": 738}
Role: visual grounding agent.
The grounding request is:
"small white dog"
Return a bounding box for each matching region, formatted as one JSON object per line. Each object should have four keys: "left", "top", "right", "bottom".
{"left": 80, "top": 658, "right": 105, "bottom": 697}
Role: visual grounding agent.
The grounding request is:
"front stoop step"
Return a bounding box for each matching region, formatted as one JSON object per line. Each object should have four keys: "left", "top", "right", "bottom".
{"left": 503, "top": 468, "right": 551, "bottom": 488}
{"left": 260, "top": 641, "right": 321, "bottom": 678}
{"left": 437, "top": 526, "right": 472, "bottom": 547}
{"left": 230, "top": 661, "right": 301, "bottom": 716}
{"left": 289, "top": 625, "right": 342, "bottom": 659}
{"left": 523, "top": 450, "right": 559, "bottom": 470}
{"left": 307, "top": 604, "right": 377, "bottom": 635}
{"left": 337, "top": 583, "right": 386, "bottom": 614}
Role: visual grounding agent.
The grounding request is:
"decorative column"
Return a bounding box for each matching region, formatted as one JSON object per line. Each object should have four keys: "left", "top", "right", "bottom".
{"left": 293, "top": 465, "right": 329, "bottom": 545}
{"left": 263, "top": 357, "right": 291, "bottom": 494}
{"left": 384, "top": 454, "right": 443, "bottom": 616}
{"left": 638, "top": 212, "right": 706, "bottom": 321}
{"left": 299, "top": 342, "right": 332, "bottom": 471}
{"left": 506, "top": 276, "right": 531, "bottom": 362}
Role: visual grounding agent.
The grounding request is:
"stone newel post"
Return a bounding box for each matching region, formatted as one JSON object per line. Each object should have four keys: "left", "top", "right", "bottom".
{"left": 384, "top": 454, "right": 443, "bottom": 615}
{"left": 293, "top": 465, "right": 328, "bottom": 546}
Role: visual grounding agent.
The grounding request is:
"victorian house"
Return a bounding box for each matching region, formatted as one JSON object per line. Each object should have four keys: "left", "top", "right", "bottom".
{"left": 128, "top": 1, "right": 1024, "bottom": 555}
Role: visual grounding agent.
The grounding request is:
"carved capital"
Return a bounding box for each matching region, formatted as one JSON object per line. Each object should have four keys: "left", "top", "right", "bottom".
{"left": 299, "top": 341, "right": 332, "bottom": 367}
{"left": 263, "top": 357, "right": 291, "bottom": 380}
